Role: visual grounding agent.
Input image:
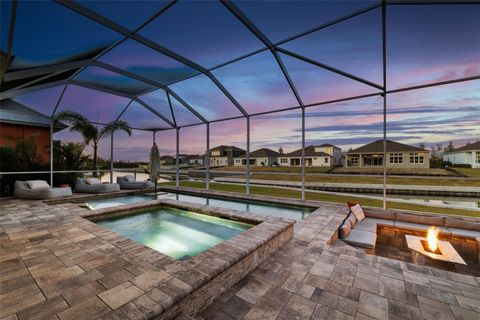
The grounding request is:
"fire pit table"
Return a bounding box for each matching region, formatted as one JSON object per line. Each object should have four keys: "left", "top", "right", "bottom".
{"left": 405, "top": 234, "right": 466, "bottom": 265}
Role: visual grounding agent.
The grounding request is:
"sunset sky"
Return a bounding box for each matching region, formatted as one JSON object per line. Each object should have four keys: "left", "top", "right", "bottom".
{"left": 5, "top": 1, "right": 479, "bottom": 161}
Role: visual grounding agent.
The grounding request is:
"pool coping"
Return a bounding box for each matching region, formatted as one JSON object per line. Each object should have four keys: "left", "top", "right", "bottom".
{"left": 62, "top": 198, "right": 295, "bottom": 319}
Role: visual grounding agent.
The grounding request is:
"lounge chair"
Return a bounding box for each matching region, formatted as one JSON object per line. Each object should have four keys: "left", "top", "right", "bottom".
{"left": 14, "top": 180, "right": 72, "bottom": 200}
{"left": 117, "top": 175, "right": 154, "bottom": 190}
{"left": 75, "top": 178, "right": 120, "bottom": 193}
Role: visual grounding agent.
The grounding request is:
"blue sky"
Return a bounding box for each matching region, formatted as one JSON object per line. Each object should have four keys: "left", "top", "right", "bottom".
{"left": 5, "top": 1, "right": 479, "bottom": 161}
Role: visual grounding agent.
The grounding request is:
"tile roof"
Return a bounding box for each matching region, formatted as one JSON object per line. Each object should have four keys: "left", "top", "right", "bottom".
{"left": 347, "top": 140, "right": 428, "bottom": 154}
{"left": 237, "top": 148, "right": 280, "bottom": 158}
{"left": 448, "top": 141, "right": 480, "bottom": 152}
{"left": 282, "top": 145, "right": 331, "bottom": 157}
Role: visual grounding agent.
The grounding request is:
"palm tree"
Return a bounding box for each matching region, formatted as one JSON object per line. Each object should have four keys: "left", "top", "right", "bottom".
{"left": 53, "top": 141, "right": 90, "bottom": 186}
{"left": 53, "top": 141, "right": 90, "bottom": 171}
{"left": 54, "top": 111, "right": 132, "bottom": 175}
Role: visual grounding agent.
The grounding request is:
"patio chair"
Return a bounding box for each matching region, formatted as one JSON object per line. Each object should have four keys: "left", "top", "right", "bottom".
{"left": 117, "top": 175, "right": 154, "bottom": 190}
{"left": 75, "top": 178, "right": 120, "bottom": 193}
{"left": 14, "top": 180, "right": 72, "bottom": 200}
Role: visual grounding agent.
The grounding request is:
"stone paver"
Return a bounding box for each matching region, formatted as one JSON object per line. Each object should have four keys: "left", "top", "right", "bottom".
{"left": 2, "top": 189, "right": 480, "bottom": 320}
{"left": 417, "top": 296, "right": 456, "bottom": 320}
{"left": 0, "top": 193, "right": 292, "bottom": 320}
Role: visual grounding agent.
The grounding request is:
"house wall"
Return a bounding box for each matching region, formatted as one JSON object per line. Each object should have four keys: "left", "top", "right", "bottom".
{"left": 210, "top": 156, "right": 229, "bottom": 167}
{"left": 278, "top": 156, "right": 331, "bottom": 167}
{"left": 443, "top": 151, "right": 479, "bottom": 168}
{"left": 345, "top": 152, "right": 430, "bottom": 168}
{"left": 255, "top": 157, "right": 277, "bottom": 166}
{"left": 311, "top": 156, "right": 331, "bottom": 167}
{"left": 233, "top": 157, "right": 278, "bottom": 167}
{"left": 0, "top": 123, "right": 51, "bottom": 164}
{"left": 189, "top": 159, "right": 204, "bottom": 166}
{"left": 314, "top": 146, "right": 342, "bottom": 166}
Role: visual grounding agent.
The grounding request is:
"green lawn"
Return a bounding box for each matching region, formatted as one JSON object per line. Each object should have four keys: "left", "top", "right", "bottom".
{"left": 211, "top": 166, "right": 331, "bottom": 173}
{"left": 207, "top": 166, "right": 480, "bottom": 187}
{"left": 161, "top": 181, "right": 480, "bottom": 218}
{"left": 249, "top": 173, "right": 480, "bottom": 187}
{"left": 454, "top": 168, "right": 480, "bottom": 178}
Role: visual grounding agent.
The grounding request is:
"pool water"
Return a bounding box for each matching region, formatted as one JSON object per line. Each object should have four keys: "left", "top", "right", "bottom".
{"left": 85, "top": 193, "right": 312, "bottom": 220}
{"left": 95, "top": 207, "right": 251, "bottom": 260}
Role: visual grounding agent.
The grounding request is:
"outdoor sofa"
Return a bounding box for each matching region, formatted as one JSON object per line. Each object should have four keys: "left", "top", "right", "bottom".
{"left": 339, "top": 205, "right": 480, "bottom": 250}
{"left": 75, "top": 178, "right": 120, "bottom": 193}
{"left": 117, "top": 175, "right": 154, "bottom": 190}
{"left": 14, "top": 180, "right": 72, "bottom": 200}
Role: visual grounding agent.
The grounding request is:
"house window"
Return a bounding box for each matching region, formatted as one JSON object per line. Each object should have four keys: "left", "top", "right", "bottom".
{"left": 350, "top": 157, "right": 359, "bottom": 165}
{"left": 280, "top": 158, "right": 288, "bottom": 164}
{"left": 476, "top": 154, "right": 480, "bottom": 164}
{"left": 324, "top": 157, "right": 329, "bottom": 163}
{"left": 409, "top": 153, "right": 424, "bottom": 164}
{"left": 390, "top": 153, "right": 403, "bottom": 164}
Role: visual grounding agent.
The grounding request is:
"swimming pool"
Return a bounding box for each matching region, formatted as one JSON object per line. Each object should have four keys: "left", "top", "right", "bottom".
{"left": 95, "top": 207, "right": 252, "bottom": 260}
{"left": 85, "top": 192, "right": 312, "bottom": 220}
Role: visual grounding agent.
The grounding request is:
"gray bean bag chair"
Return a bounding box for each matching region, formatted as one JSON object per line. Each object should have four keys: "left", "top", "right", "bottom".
{"left": 75, "top": 178, "right": 120, "bottom": 193}
{"left": 117, "top": 175, "right": 154, "bottom": 190}
{"left": 14, "top": 181, "right": 72, "bottom": 200}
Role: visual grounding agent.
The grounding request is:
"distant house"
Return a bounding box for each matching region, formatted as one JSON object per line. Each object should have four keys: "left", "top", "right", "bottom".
{"left": 345, "top": 140, "right": 430, "bottom": 168}
{"left": 0, "top": 99, "right": 65, "bottom": 164}
{"left": 278, "top": 144, "right": 341, "bottom": 167}
{"left": 186, "top": 154, "right": 204, "bottom": 166}
{"left": 172, "top": 154, "right": 186, "bottom": 165}
{"left": 233, "top": 148, "right": 280, "bottom": 167}
{"left": 209, "top": 145, "right": 245, "bottom": 167}
{"left": 443, "top": 141, "right": 480, "bottom": 168}
{"left": 159, "top": 155, "right": 174, "bottom": 166}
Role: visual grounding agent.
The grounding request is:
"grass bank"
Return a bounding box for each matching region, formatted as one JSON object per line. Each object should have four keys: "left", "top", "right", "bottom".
{"left": 453, "top": 168, "right": 480, "bottom": 178}
{"left": 249, "top": 174, "right": 480, "bottom": 187}
{"left": 161, "top": 181, "right": 480, "bottom": 218}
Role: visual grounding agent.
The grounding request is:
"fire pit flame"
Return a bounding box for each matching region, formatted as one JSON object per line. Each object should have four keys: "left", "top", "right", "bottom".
{"left": 426, "top": 226, "right": 440, "bottom": 252}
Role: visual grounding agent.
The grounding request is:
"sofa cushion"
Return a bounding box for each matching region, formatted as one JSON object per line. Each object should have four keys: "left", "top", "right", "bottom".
{"left": 396, "top": 212, "right": 444, "bottom": 226}
{"left": 394, "top": 221, "right": 451, "bottom": 236}
{"left": 343, "top": 229, "right": 377, "bottom": 249}
{"left": 26, "top": 180, "right": 50, "bottom": 189}
{"left": 85, "top": 178, "right": 102, "bottom": 185}
{"left": 339, "top": 220, "right": 352, "bottom": 239}
{"left": 448, "top": 228, "right": 480, "bottom": 240}
{"left": 365, "top": 210, "right": 396, "bottom": 220}
{"left": 348, "top": 203, "right": 366, "bottom": 222}
{"left": 124, "top": 175, "right": 135, "bottom": 182}
{"left": 366, "top": 218, "right": 394, "bottom": 227}
{"left": 354, "top": 219, "right": 378, "bottom": 233}
{"left": 445, "top": 217, "right": 480, "bottom": 232}
{"left": 347, "top": 213, "right": 357, "bottom": 228}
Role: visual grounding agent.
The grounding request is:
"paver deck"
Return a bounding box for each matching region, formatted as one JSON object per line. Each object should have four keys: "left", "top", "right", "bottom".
{"left": 1, "top": 189, "right": 480, "bottom": 320}
{"left": 0, "top": 194, "right": 293, "bottom": 320}
{"left": 197, "top": 199, "right": 480, "bottom": 320}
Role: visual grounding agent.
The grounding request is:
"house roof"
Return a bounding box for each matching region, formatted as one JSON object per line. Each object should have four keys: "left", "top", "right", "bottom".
{"left": 185, "top": 154, "right": 204, "bottom": 160}
{"left": 282, "top": 145, "right": 331, "bottom": 158}
{"left": 347, "top": 140, "right": 428, "bottom": 154}
{"left": 237, "top": 148, "right": 280, "bottom": 158}
{"left": 316, "top": 143, "right": 341, "bottom": 149}
{"left": 210, "top": 145, "right": 245, "bottom": 152}
{"left": 0, "top": 99, "right": 65, "bottom": 131}
{"left": 447, "top": 141, "right": 480, "bottom": 153}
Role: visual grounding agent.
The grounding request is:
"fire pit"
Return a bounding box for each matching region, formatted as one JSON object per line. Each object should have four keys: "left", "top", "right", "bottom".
{"left": 405, "top": 226, "right": 466, "bottom": 265}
